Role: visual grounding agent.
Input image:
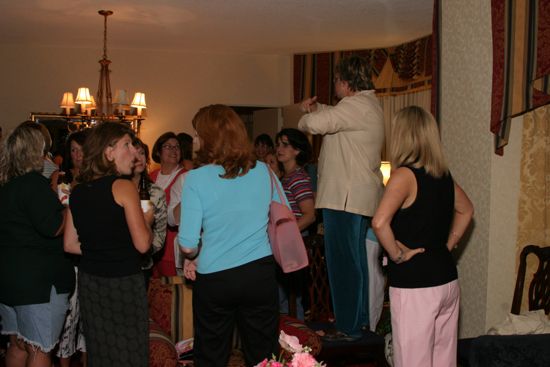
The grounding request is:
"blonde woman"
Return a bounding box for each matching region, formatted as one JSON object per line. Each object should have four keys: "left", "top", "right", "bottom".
{"left": 0, "top": 121, "right": 74, "bottom": 367}
{"left": 372, "top": 106, "right": 473, "bottom": 367}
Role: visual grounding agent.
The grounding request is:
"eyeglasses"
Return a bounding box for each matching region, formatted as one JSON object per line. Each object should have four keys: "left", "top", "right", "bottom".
{"left": 162, "top": 144, "right": 180, "bottom": 151}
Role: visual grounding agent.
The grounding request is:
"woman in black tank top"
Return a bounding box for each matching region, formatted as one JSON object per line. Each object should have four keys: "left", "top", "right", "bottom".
{"left": 64, "top": 122, "right": 154, "bottom": 367}
{"left": 372, "top": 106, "right": 473, "bottom": 367}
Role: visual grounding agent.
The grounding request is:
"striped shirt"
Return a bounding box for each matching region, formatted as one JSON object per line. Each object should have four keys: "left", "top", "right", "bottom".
{"left": 281, "top": 167, "right": 314, "bottom": 218}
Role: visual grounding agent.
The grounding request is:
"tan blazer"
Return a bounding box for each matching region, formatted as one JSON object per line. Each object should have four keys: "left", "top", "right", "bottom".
{"left": 298, "top": 90, "right": 384, "bottom": 217}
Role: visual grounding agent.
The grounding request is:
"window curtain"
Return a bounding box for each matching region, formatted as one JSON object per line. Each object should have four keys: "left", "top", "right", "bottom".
{"left": 516, "top": 104, "right": 550, "bottom": 310}
{"left": 491, "top": 0, "right": 550, "bottom": 155}
{"left": 293, "top": 35, "right": 433, "bottom": 161}
{"left": 379, "top": 90, "right": 432, "bottom": 159}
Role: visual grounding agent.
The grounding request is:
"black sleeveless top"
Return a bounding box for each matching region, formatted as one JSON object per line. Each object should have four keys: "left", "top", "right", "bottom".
{"left": 388, "top": 166, "right": 457, "bottom": 288}
{"left": 70, "top": 175, "right": 141, "bottom": 277}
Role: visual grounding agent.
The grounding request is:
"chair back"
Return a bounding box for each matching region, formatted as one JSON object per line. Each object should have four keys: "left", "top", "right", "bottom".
{"left": 510, "top": 245, "right": 550, "bottom": 315}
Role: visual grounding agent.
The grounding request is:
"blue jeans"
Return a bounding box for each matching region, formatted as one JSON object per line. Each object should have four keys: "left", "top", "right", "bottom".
{"left": 323, "top": 209, "right": 369, "bottom": 337}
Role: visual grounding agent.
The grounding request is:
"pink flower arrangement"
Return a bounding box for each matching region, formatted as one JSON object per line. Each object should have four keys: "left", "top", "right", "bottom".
{"left": 255, "top": 331, "right": 325, "bottom": 367}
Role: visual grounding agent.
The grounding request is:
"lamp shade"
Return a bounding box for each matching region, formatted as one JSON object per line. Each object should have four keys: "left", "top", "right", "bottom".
{"left": 380, "top": 161, "right": 391, "bottom": 186}
{"left": 59, "top": 92, "right": 75, "bottom": 108}
{"left": 75, "top": 87, "right": 92, "bottom": 105}
{"left": 114, "top": 89, "right": 129, "bottom": 105}
{"left": 131, "top": 92, "right": 146, "bottom": 109}
{"left": 131, "top": 92, "right": 146, "bottom": 116}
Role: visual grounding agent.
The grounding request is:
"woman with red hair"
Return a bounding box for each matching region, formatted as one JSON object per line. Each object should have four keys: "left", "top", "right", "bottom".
{"left": 179, "top": 104, "right": 285, "bottom": 367}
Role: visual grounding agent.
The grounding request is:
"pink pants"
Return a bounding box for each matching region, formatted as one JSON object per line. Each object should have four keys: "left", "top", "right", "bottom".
{"left": 390, "top": 279, "right": 460, "bottom": 367}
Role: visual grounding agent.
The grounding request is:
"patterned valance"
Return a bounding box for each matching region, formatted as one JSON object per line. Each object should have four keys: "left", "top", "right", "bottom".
{"left": 293, "top": 35, "right": 433, "bottom": 105}
{"left": 491, "top": 0, "right": 550, "bottom": 155}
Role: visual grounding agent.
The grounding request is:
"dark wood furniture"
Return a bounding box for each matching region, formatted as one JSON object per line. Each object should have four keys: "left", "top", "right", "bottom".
{"left": 458, "top": 244, "right": 550, "bottom": 367}
{"left": 511, "top": 244, "right": 550, "bottom": 315}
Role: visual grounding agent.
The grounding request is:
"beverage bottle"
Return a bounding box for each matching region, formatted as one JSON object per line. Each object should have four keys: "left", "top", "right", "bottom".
{"left": 139, "top": 173, "right": 152, "bottom": 213}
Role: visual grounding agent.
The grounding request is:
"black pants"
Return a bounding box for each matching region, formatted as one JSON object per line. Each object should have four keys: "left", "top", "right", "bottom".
{"left": 193, "top": 256, "right": 279, "bottom": 367}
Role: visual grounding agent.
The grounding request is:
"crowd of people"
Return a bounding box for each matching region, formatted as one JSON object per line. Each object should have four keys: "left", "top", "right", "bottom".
{"left": 0, "top": 55, "right": 473, "bottom": 367}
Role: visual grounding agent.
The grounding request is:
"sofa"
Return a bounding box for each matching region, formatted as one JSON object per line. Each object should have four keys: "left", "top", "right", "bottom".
{"left": 147, "top": 277, "right": 321, "bottom": 367}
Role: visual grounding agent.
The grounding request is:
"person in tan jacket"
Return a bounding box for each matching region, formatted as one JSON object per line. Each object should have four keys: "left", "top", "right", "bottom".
{"left": 298, "top": 55, "right": 384, "bottom": 341}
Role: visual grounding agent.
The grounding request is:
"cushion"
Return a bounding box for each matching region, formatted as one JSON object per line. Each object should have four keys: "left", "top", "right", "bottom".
{"left": 149, "top": 319, "right": 178, "bottom": 367}
{"left": 279, "top": 315, "right": 322, "bottom": 356}
{"left": 148, "top": 276, "right": 194, "bottom": 343}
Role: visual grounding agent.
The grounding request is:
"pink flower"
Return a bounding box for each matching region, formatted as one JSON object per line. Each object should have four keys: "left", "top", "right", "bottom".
{"left": 279, "top": 330, "right": 303, "bottom": 353}
{"left": 290, "top": 352, "right": 318, "bottom": 367}
{"left": 270, "top": 362, "right": 285, "bottom": 367}
{"left": 255, "top": 358, "right": 269, "bottom": 367}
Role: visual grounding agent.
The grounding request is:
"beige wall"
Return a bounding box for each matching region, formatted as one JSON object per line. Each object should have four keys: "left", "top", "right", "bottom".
{"left": 0, "top": 45, "right": 293, "bottom": 149}
{"left": 1, "top": 4, "right": 526, "bottom": 338}
{"left": 442, "top": 0, "right": 522, "bottom": 337}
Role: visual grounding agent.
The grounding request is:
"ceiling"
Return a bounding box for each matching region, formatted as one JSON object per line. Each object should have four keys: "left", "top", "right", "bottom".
{"left": 0, "top": 0, "right": 433, "bottom": 55}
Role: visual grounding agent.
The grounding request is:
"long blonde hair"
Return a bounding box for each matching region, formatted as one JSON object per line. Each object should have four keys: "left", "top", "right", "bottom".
{"left": 390, "top": 106, "right": 448, "bottom": 177}
{"left": 0, "top": 121, "right": 45, "bottom": 185}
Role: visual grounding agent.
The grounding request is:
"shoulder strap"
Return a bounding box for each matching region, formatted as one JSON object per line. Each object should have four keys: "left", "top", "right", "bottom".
{"left": 267, "top": 165, "right": 284, "bottom": 203}
{"left": 149, "top": 168, "right": 160, "bottom": 182}
{"left": 169, "top": 168, "right": 186, "bottom": 187}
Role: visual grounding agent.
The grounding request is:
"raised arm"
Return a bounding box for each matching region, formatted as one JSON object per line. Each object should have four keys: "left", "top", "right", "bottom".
{"left": 298, "top": 96, "right": 377, "bottom": 135}
{"left": 299, "top": 96, "right": 318, "bottom": 113}
{"left": 112, "top": 178, "right": 153, "bottom": 254}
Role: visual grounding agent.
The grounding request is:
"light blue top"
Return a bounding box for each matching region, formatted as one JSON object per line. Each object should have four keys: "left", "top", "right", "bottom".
{"left": 178, "top": 161, "right": 287, "bottom": 274}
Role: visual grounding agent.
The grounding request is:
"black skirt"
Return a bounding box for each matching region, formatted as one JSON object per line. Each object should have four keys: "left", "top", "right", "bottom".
{"left": 78, "top": 271, "right": 148, "bottom": 367}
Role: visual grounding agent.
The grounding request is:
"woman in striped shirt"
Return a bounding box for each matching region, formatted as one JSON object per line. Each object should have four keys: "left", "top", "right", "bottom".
{"left": 275, "top": 128, "right": 315, "bottom": 320}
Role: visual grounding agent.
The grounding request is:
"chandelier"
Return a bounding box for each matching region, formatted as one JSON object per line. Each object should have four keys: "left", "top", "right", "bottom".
{"left": 33, "top": 10, "right": 147, "bottom": 134}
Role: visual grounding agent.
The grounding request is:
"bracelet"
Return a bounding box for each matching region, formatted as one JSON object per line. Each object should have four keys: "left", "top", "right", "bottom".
{"left": 186, "top": 251, "right": 199, "bottom": 261}
{"left": 394, "top": 248, "right": 404, "bottom": 264}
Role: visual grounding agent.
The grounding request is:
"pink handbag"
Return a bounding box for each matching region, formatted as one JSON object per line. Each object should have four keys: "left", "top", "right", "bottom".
{"left": 267, "top": 168, "right": 309, "bottom": 273}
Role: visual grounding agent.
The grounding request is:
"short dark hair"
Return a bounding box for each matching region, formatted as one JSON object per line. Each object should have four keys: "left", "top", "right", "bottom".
{"left": 254, "top": 133, "right": 274, "bottom": 149}
{"left": 132, "top": 137, "right": 150, "bottom": 165}
{"left": 276, "top": 128, "right": 312, "bottom": 166}
{"left": 151, "top": 132, "right": 180, "bottom": 164}
{"left": 62, "top": 129, "right": 89, "bottom": 183}
{"left": 132, "top": 137, "right": 153, "bottom": 189}
{"left": 177, "top": 132, "right": 193, "bottom": 160}
{"left": 335, "top": 55, "right": 374, "bottom": 91}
